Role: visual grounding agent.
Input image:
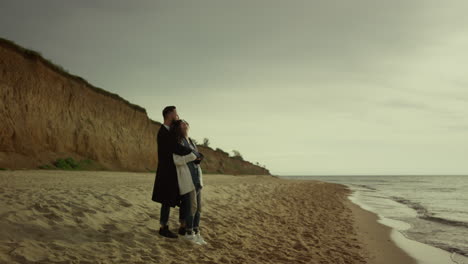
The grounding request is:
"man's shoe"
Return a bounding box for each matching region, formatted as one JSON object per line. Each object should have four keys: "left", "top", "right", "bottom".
{"left": 178, "top": 226, "right": 186, "bottom": 236}
{"left": 159, "top": 226, "right": 178, "bottom": 238}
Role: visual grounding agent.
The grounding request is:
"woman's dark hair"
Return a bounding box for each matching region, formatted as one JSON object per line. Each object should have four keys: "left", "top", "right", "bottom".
{"left": 170, "top": 119, "right": 186, "bottom": 143}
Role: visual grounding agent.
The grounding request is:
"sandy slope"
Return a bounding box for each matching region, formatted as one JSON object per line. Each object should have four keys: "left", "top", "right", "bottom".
{"left": 0, "top": 38, "right": 269, "bottom": 175}
{"left": 0, "top": 170, "right": 412, "bottom": 264}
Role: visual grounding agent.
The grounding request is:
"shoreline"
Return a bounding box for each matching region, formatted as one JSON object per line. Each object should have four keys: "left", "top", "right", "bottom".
{"left": 275, "top": 175, "right": 418, "bottom": 263}
{"left": 347, "top": 187, "right": 459, "bottom": 264}
{"left": 346, "top": 198, "right": 418, "bottom": 264}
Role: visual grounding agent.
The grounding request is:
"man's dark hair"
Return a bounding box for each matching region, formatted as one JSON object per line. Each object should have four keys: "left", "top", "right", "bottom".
{"left": 162, "top": 106, "right": 176, "bottom": 119}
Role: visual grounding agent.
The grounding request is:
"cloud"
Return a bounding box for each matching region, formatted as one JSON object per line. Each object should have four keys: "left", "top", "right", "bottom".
{"left": 382, "top": 99, "right": 432, "bottom": 111}
{"left": 2, "top": 0, "right": 468, "bottom": 174}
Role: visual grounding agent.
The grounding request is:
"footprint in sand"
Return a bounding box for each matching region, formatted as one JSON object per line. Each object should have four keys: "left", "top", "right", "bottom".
{"left": 116, "top": 198, "right": 133, "bottom": 208}
{"left": 43, "top": 212, "right": 63, "bottom": 222}
{"left": 31, "top": 203, "right": 52, "bottom": 214}
{"left": 100, "top": 223, "right": 118, "bottom": 233}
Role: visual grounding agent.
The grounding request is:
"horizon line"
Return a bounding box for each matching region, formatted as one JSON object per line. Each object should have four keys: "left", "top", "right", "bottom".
{"left": 278, "top": 174, "right": 468, "bottom": 177}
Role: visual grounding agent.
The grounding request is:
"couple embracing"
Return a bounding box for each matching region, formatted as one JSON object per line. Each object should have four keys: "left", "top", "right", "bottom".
{"left": 151, "top": 106, "right": 207, "bottom": 245}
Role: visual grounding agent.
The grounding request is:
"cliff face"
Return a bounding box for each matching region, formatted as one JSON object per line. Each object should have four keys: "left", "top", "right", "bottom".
{"left": 196, "top": 146, "right": 269, "bottom": 175}
{"left": 0, "top": 38, "right": 270, "bottom": 175}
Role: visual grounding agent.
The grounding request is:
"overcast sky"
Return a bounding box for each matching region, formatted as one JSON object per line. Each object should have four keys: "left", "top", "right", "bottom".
{"left": 1, "top": 0, "right": 468, "bottom": 175}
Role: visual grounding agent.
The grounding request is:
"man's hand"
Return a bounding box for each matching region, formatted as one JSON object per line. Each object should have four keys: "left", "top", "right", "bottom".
{"left": 194, "top": 152, "right": 204, "bottom": 164}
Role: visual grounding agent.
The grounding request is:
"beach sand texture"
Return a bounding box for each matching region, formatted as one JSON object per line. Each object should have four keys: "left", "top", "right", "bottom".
{"left": 0, "top": 170, "right": 413, "bottom": 264}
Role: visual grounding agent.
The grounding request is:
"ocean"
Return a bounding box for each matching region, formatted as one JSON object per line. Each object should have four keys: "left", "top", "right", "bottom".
{"left": 283, "top": 175, "right": 468, "bottom": 264}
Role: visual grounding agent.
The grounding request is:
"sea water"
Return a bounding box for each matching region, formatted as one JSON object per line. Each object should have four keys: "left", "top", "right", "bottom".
{"left": 283, "top": 175, "right": 468, "bottom": 264}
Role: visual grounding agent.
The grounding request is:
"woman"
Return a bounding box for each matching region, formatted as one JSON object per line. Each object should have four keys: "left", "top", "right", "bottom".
{"left": 171, "top": 119, "right": 207, "bottom": 245}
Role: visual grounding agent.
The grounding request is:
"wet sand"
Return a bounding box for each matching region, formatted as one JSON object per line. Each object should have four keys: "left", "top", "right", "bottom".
{"left": 348, "top": 201, "right": 417, "bottom": 264}
{"left": 0, "top": 170, "right": 416, "bottom": 263}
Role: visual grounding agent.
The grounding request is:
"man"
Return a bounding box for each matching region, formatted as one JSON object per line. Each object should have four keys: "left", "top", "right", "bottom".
{"left": 151, "top": 106, "right": 192, "bottom": 238}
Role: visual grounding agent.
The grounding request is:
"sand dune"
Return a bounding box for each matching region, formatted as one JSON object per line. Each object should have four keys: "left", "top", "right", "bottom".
{"left": 0, "top": 170, "right": 413, "bottom": 263}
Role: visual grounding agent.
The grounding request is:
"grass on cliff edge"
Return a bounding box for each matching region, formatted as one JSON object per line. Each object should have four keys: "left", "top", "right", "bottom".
{"left": 39, "top": 158, "right": 100, "bottom": 170}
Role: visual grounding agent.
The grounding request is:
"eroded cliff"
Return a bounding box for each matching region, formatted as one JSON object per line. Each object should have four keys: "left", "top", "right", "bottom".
{"left": 0, "top": 38, "right": 270, "bottom": 175}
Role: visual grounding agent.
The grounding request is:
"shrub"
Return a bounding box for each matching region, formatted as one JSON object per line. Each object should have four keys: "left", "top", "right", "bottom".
{"left": 38, "top": 164, "right": 55, "bottom": 170}
{"left": 49, "top": 158, "right": 96, "bottom": 170}
{"left": 232, "top": 150, "right": 244, "bottom": 161}
{"left": 65, "top": 157, "right": 79, "bottom": 169}
{"left": 202, "top": 138, "right": 210, "bottom": 147}
{"left": 54, "top": 158, "right": 73, "bottom": 170}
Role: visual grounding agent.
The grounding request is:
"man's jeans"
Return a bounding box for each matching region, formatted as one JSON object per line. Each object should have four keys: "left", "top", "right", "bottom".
{"left": 159, "top": 204, "right": 170, "bottom": 226}
{"left": 180, "top": 187, "right": 202, "bottom": 232}
{"left": 160, "top": 203, "right": 185, "bottom": 226}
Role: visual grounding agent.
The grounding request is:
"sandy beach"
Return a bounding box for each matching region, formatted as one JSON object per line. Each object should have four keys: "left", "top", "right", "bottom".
{"left": 0, "top": 170, "right": 416, "bottom": 264}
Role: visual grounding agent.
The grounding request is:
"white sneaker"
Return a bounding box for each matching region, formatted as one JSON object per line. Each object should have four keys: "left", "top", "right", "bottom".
{"left": 195, "top": 233, "right": 208, "bottom": 245}
{"left": 184, "top": 233, "right": 201, "bottom": 245}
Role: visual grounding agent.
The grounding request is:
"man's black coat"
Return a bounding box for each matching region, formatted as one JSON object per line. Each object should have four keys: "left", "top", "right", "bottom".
{"left": 151, "top": 125, "right": 192, "bottom": 207}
